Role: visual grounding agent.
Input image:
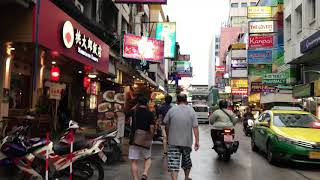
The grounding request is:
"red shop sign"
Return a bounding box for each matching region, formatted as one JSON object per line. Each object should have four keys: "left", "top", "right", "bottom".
{"left": 35, "top": 0, "right": 110, "bottom": 74}
{"left": 232, "top": 88, "right": 248, "bottom": 95}
{"left": 216, "top": 66, "right": 225, "bottom": 72}
{"left": 249, "top": 36, "right": 274, "bottom": 48}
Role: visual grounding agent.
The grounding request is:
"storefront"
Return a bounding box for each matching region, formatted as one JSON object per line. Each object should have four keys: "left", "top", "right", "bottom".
{"left": 0, "top": 1, "right": 113, "bottom": 134}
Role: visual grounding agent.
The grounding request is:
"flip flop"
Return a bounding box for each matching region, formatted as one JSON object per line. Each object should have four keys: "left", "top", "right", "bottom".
{"left": 141, "top": 174, "right": 148, "bottom": 180}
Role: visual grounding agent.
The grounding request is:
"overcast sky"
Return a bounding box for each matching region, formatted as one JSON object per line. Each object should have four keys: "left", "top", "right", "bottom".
{"left": 163, "top": 0, "right": 229, "bottom": 85}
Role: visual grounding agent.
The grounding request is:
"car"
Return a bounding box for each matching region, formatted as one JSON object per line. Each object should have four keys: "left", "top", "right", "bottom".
{"left": 192, "top": 105, "right": 209, "bottom": 123}
{"left": 251, "top": 107, "right": 320, "bottom": 165}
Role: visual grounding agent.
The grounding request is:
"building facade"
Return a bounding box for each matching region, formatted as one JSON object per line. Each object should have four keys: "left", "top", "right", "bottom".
{"left": 229, "top": 0, "right": 259, "bottom": 29}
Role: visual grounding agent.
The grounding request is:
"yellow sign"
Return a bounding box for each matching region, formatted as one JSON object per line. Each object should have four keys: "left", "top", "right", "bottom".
{"left": 231, "top": 43, "right": 246, "bottom": 50}
{"left": 248, "top": 6, "right": 272, "bottom": 19}
{"left": 249, "top": 93, "right": 261, "bottom": 103}
{"left": 314, "top": 80, "right": 320, "bottom": 96}
{"left": 231, "top": 79, "right": 248, "bottom": 88}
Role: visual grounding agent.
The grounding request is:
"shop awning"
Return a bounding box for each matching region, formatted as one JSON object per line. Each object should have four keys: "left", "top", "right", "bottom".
{"left": 260, "top": 93, "right": 298, "bottom": 104}
{"left": 138, "top": 70, "right": 158, "bottom": 87}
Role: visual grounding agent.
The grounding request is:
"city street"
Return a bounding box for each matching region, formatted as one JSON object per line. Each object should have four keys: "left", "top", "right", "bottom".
{"left": 104, "top": 124, "right": 320, "bottom": 180}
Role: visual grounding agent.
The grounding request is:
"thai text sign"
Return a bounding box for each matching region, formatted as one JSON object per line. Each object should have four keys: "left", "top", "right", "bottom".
{"left": 249, "top": 21, "right": 275, "bottom": 34}
{"left": 232, "top": 88, "right": 248, "bottom": 95}
{"left": 231, "top": 79, "right": 248, "bottom": 88}
{"left": 248, "top": 64, "right": 272, "bottom": 76}
{"left": 123, "top": 34, "right": 164, "bottom": 62}
{"left": 248, "top": 50, "right": 272, "bottom": 64}
{"left": 231, "top": 59, "right": 247, "bottom": 69}
{"left": 115, "top": 0, "right": 167, "bottom": 4}
{"left": 263, "top": 73, "right": 286, "bottom": 85}
{"left": 251, "top": 82, "right": 275, "bottom": 93}
{"left": 248, "top": 6, "right": 272, "bottom": 19}
{"left": 216, "top": 66, "right": 225, "bottom": 72}
{"left": 249, "top": 36, "right": 274, "bottom": 48}
{"left": 156, "top": 22, "right": 176, "bottom": 58}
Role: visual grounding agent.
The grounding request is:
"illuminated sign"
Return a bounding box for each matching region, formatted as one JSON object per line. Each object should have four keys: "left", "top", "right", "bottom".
{"left": 156, "top": 22, "right": 176, "bottom": 58}
{"left": 249, "top": 21, "right": 275, "bottom": 34}
{"left": 231, "top": 43, "right": 246, "bottom": 49}
{"left": 232, "top": 88, "right": 248, "bottom": 95}
{"left": 215, "top": 66, "right": 225, "bottom": 72}
{"left": 123, "top": 34, "right": 164, "bottom": 62}
{"left": 231, "top": 79, "right": 248, "bottom": 88}
{"left": 248, "top": 6, "right": 272, "bottom": 19}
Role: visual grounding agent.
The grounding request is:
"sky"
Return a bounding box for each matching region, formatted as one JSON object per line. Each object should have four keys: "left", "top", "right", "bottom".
{"left": 163, "top": 0, "right": 230, "bottom": 85}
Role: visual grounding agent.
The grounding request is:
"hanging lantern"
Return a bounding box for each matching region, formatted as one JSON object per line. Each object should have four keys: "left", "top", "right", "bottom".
{"left": 83, "top": 77, "right": 91, "bottom": 88}
{"left": 51, "top": 66, "right": 60, "bottom": 81}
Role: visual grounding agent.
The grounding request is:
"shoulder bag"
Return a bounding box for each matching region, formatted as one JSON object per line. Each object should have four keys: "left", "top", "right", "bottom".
{"left": 132, "top": 109, "right": 153, "bottom": 149}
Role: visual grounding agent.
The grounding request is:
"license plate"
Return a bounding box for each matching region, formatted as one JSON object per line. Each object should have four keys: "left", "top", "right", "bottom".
{"left": 224, "top": 135, "right": 233, "bottom": 142}
{"left": 309, "top": 152, "right": 320, "bottom": 159}
{"left": 98, "top": 151, "right": 107, "bottom": 163}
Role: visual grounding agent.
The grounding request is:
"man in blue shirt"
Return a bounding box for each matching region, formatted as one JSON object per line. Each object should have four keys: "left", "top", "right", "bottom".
{"left": 158, "top": 95, "right": 173, "bottom": 156}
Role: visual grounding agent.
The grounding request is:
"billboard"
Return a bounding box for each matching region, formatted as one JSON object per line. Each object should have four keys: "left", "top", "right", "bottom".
{"left": 175, "top": 61, "right": 192, "bottom": 77}
{"left": 249, "top": 21, "right": 275, "bottom": 34}
{"left": 231, "top": 43, "right": 246, "bottom": 49}
{"left": 249, "top": 35, "right": 274, "bottom": 48}
{"left": 262, "top": 73, "right": 286, "bottom": 85}
{"left": 251, "top": 82, "right": 275, "bottom": 93}
{"left": 248, "top": 49, "right": 273, "bottom": 64}
{"left": 232, "top": 88, "right": 248, "bottom": 96}
{"left": 231, "top": 59, "right": 247, "bottom": 69}
{"left": 231, "top": 69, "right": 248, "bottom": 78}
{"left": 115, "top": 0, "right": 167, "bottom": 4}
{"left": 231, "top": 50, "right": 247, "bottom": 59}
{"left": 231, "top": 79, "right": 248, "bottom": 88}
{"left": 216, "top": 66, "right": 225, "bottom": 72}
{"left": 248, "top": 64, "right": 272, "bottom": 76}
{"left": 156, "top": 22, "right": 176, "bottom": 58}
{"left": 248, "top": 6, "right": 272, "bottom": 19}
{"left": 123, "top": 34, "right": 164, "bottom": 62}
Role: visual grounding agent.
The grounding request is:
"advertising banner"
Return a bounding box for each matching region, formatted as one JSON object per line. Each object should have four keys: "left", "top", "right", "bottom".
{"left": 156, "top": 22, "right": 176, "bottom": 58}
{"left": 248, "top": 64, "right": 272, "bottom": 76}
{"left": 216, "top": 66, "right": 225, "bottom": 72}
{"left": 231, "top": 49, "right": 247, "bottom": 59}
{"left": 249, "top": 21, "right": 275, "bottom": 34}
{"left": 248, "top": 6, "right": 272, "bottom": 19}
{"left": 115, "top": 0, "right": 167, "bottom": 4}
{"left": 251, "top": 82, "right": 275, "bottom": 93}
{"left": 300, "top": 30, "right": 320, "bottom": 53}
{"left": 232, "top": 88, "right": 248, "bottom": 96}
{"left": 231, "top": 43, "right": 246, "bottom": 50}
{"left": 248, "top": 49, "right": 273, "bottom": 64}
{"left": 231, "top": 69, "right": 248, "bottom": 78}
{"left": 262, "top": 73, "right": 286, "bottom": 85}
{"left": 123, "top": 34, "right": 164, "bottom": 62}
{"left": 248, "top": 93, "right": 261, "bottom": 103}
{"left": 249, "top": 35, "right": 274, "bottom": 48}
{"left": 231, "top": 79, "right": 248, "bottom": 88}
{"left": 177, "top": 54, "right": 190, "bottom": 61}
{"left": 175, "top": 61, "right": 192, "bottom": 77}
{"left": 293, "top": 84, "right": 312, "bottom": 98}
{"left": 231, "top": 59, "right": 247, "bottom": 69}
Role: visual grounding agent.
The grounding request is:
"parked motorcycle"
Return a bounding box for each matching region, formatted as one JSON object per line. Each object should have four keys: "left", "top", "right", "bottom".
{"left": 211, "top": 128, "right": 239, "bottom": 161}
{"left": 0, "top": 121, "right": 106, "bottom": 180}
{"left": 243, "top": 119, "right": 254, "bottom": 136}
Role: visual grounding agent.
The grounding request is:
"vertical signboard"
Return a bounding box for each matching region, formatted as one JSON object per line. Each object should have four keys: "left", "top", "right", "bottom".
{"left": 156, "top": 22, "right": 176, "bottom": 58}
{"left": 249, "top": 35, "right": 274, "bottom": 48}
{"left": 248, "top": 49, "right": 273, "bottom": 64}
{"left": 249, "top": 21, "right": 275, "bottom": 34}
{"left": 248, "top": 6, "right": 272, "bottom": 19}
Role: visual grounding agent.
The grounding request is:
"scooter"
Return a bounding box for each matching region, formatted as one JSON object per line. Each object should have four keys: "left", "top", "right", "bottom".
{"left": 243, "top": 119, "right": 254, "bottom": 136}
{"left": 212, "top": 128, "right": 239, "bottom": 161}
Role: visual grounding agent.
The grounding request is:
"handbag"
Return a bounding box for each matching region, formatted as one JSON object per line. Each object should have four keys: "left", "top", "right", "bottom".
{"left": 132, "top": 109, "right": 153, "bottom": 149}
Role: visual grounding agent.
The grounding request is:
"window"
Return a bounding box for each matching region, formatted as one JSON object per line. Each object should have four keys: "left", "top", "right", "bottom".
{"left": 250, "top": 2, "right": 256, "bottom": 6}
{"left": 193, "top": 107, "right": 208, "bottom": 112}
{"left": 241, "top": 3, "right": 248, "bottom": 7}
{"left": 309, "top": 0, "right": 316, "bottom": 21}
{"left": 273, "top": 113, "right": 319, "bottom": 129}
{"left": 285, "top": 15, "right": 292, "bottom": 41}
{"left": 295, "top": 5, "right": 302, "bottom": 33}
{"left": 231, "top": 3, "right": 238, "bottom": 8}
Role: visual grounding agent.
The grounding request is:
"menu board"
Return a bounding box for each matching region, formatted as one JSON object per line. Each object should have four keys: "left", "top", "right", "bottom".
{"left": 97, "top": 91, "right": 125, "bottom": 135}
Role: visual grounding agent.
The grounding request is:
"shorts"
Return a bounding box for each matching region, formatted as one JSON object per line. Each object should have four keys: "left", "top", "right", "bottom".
{"left": 167, "top": 145, "right": 192, "bottom": 172}
{"left": 128, "top": 145, "right": 152, "bottom": 160}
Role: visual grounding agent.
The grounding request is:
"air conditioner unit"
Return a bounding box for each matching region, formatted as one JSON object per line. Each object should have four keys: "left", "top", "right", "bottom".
{"left": 74, "top": 0, "right": 84, "bottom": 13}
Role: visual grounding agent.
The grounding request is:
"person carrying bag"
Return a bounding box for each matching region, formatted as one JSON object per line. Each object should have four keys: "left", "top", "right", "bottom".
{"left": 127, "top": 96, "right": 155, "bottom": 180}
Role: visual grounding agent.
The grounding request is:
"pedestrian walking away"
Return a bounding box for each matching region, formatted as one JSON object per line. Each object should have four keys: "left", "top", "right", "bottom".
{"left": 163, "top": 94, "right": 199, "bottom": 180}
{"left": 127, "top": 96, "right": 156, "bottom": 180}
{"left": 158, "top": 95, "right": 173, "bottom": 156}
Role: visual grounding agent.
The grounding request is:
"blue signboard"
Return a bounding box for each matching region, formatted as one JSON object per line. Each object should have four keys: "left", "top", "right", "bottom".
{"left": 248, "top": 49, "right": 273, "bottom": 64}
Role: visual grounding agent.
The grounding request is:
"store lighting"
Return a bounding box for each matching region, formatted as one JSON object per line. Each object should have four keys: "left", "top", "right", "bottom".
{"left": 88, "top": 74, "right": 97, "bottom": 79}
{"left": 134, "top": 84, "right": 138, "bottom": 88}
{"left": 52, "top": 61, "right": 56, "bottom": 65}
{"left": 78, "top": 70, "right": 83, "bottom": 74}
{"left": 10, "top": 47, "right": 15, "bottom": 51}
{"left": 133, "top": 76, "right": 136, "bottom": 78}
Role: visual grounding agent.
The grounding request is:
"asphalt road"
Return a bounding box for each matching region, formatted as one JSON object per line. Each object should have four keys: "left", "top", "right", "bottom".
{"left": 104, "top": 124, "right": 320, "bottom": 180}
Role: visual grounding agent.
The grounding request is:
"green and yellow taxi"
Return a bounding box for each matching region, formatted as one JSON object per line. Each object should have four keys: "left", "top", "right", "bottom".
{"left": 251, "top": 107, "right": 320, "bottom": 164}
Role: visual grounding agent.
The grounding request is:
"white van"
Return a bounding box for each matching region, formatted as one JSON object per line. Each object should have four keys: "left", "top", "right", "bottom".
{"left": 192, "top": 105, "right": 209, "bottom": 123}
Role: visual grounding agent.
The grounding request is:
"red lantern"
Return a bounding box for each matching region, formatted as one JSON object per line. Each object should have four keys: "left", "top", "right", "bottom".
{"left": 51, "top": 66, "right": 60, "bottom": 81}
{"left": 83, "top": 77, "right": 91, "bottom": 88}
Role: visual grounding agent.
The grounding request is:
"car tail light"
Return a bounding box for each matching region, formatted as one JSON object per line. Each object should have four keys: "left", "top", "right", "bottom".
{"left": 224, "top": 129, "right": 231, "bottom": 133}
{"left": 313, "top": 121, "right": 320, "bottom": 128}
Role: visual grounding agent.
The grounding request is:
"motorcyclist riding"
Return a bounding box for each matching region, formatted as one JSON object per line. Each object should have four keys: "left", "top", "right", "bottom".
{"left": 209, "top": 100, "right": 238, "bottom": 148}
{"left": 242, "top": 107, "right": 254, "bottom": 131}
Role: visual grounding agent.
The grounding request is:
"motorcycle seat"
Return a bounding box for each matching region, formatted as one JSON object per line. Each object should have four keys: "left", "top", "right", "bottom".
{"left": 53, "top": 136, "right": 90, "bottom": 155}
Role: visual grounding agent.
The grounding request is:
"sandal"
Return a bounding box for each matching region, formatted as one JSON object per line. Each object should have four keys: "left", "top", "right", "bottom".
{"left": 141, "top": 174, "right": 148, "bottom": 180}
